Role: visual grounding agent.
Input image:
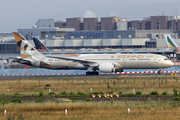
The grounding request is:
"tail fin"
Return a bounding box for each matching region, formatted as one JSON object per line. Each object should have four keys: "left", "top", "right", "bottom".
{"left": 32, "top": 37, "right": 50, "bottom": 52}
{"left": 13, "top": 32, "right": 45, "bottom": 60}
{"left": 164, "top": 34, "right": 179, "bottom": 48}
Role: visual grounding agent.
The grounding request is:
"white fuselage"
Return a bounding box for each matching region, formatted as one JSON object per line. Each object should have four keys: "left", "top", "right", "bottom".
{"left": 44, "top": 54, "right": 174, "bottom": 70}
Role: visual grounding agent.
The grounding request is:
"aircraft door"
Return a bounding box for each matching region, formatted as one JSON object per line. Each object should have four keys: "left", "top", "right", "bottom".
{"left": 123, "top": 58, "right": 127, "bottom": 63}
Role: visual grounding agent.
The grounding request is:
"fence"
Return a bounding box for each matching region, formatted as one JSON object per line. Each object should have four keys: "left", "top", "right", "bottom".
{"left": 0, "top": 66, "right": 180, "bottom": 76}
{"left": 172, "top": 60, "right": 180, "bottom": 66}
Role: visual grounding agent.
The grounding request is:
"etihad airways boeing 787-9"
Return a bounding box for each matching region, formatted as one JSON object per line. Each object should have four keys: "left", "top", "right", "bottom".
{"left": 13, "top": 32, "right": 174, "bottom": 75}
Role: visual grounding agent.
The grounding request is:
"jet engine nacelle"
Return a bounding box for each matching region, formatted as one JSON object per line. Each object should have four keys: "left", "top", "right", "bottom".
{"left": 99, "top": 63, "right": 115, "bottom": 73}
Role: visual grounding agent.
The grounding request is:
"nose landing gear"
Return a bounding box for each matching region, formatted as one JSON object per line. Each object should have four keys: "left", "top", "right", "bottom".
{"left": 158, "top": 68, "right": 163, "bottom": 74}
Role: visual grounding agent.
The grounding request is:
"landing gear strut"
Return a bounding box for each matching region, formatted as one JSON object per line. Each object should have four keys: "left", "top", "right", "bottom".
{"left": 86, "top": 71, "right": 99, "bottom": 75}
{"left": 158, "top": 68, "right": 163, "bottom": 74}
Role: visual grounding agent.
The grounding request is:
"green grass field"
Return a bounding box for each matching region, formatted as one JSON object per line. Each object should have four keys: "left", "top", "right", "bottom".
{"left": 0, "top": 75, "right": 180, "bottom": 119}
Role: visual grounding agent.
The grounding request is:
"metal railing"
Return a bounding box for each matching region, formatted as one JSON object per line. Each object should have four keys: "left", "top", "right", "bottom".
{"left": 172, "top": 60, "right": 180, "bottom": 66}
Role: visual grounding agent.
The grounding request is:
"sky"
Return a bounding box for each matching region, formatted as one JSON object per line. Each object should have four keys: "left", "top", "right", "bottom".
{"left": 0, "top": 0, "right": 180, "bottom": 33}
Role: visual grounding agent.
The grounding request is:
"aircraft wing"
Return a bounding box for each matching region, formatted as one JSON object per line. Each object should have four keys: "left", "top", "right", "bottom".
{"left": 46, "top": 55, "right": 99, "bottom": 67}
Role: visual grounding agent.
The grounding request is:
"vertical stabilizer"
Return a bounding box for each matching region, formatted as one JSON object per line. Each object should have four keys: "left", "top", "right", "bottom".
{"left": 32, "top": 37, "right": 50, "bottom": 52}
{"left": 164, "top": 34, "right": 179, "bottom": 48}
{"left": 13, "top": 32, "right": 45, "bottom": 60}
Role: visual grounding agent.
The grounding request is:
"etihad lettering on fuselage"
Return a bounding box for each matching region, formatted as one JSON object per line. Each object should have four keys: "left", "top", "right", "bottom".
{"left": 146, "top": 55, "right": 153, "bottom": 58}
{"left": 118, "top": 55, "right": 145, "bottom": 59}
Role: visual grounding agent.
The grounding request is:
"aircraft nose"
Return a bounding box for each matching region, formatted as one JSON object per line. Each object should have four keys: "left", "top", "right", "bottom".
{"left": 168, "top": 61, "right": 174, "bottom": 67}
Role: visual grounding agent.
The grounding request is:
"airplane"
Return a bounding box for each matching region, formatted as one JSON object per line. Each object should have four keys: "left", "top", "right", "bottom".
{"left": 12, "top": 32, "right": 174, "bottom": 75}
{"left": 32, "top": 37, "right": 50, "bottom": 52}
{"left": 164, "top": 34, "right": 179, "bottom": 48}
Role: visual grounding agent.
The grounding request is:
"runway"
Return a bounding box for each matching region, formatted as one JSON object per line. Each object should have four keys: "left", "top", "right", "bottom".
{"left": 0, "top": 73, "right": 178, "bottom": 80}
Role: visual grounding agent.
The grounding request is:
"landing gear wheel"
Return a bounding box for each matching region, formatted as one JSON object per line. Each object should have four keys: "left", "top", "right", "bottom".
{"left": 95, "top": 72, "right": 99, "bottom": 75}
{"left": 86, "top": 72, "right": 90, "bottom": 75}
{"left": 90, "top": 72, "right": 94, "bottom": 75}
{"left": 93, "top": 71, "right": 99, "bottom": 75}
{"left": 86, "top": 71, "right": 99, "bottom": 75}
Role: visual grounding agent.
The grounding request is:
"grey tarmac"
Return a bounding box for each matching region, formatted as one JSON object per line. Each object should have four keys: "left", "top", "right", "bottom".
{"left": 0, "top": 73, "right": 178, "bottom": 80}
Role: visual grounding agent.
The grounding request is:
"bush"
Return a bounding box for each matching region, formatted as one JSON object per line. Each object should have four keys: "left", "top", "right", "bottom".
{"left": 45, "top": 84, "right": 51, "bottom": 87}
{"left": 91, "top": 91, "right": 104, "bottom": 95}
{"left": 173, "top": 88, "right": 179, "bottom": 96}
{"left": 107, "top": 91, "right": 113, "bottom": 94}
{"left": 77, "top": 92, "right": 86, "bottom": 96}
{"left": 126, "top": 93, "right": 135, "bottom": 96}
{"left": 3, "top": 99, "right": 8, "bottom": 104}
{"left": 150, "top": 91, "right": 158, "bottom": 95}
{"left": 48, "top": 92, "right": 55, "bottom": 95}
{"left": 99, "top": 91, "right": 104, "bottom": 94}
{"left": 72, "top": 98, "right": 77, "bottom": 102}
{"left": 162, "top": 91, "right": 168, "bottom": 95}
{"left": 10, "top": 98, "right": 22, "bottom": 103}
{"left": 69, "top": 92, "right": 74, "bottom": 95}
{"left": 86, "top": 98, "right": 91, "bottom": 102}
{"left": 174, "top": 97, "right": 180, "bottom": 101}
{"left": 0, "top": 97, "right": 3, "bottom": 103}
{"left": 60, "top": 91, "right": 67, "bottom": 95}
{"left": 35, "top": 98, "right": 43, "bottom": 103}
{"left": 136, "top": 91, "right": 142, "bottom": 95}
{"left": 39, "top": 91, "right": 44, "bottom": 96}
{"left": 32, "top": 93, "right": 37, "bottom": 96}
{"left": 14, "top": 92, "right": 20, "bottom": 95}
{"left": 119, "top": 91, "right": 123, "bottom": 95}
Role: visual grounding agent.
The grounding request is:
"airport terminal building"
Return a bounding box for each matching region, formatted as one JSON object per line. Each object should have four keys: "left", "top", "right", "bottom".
{"left": 0, "top": 29, "right": 178, "bottom": 54}
{"left": 1, "top": 16, "right": 180, "bottom": 59}
{"left": 17, "top": 27, "right": 175, "bottom": 49}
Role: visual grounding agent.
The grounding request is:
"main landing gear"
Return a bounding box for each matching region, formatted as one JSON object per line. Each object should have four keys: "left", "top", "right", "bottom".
{"left": 86, "top": 67, "right": 99, "bottom": 75}
{"left": 86, "top": 71, "right": 99, "bottom": 75}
